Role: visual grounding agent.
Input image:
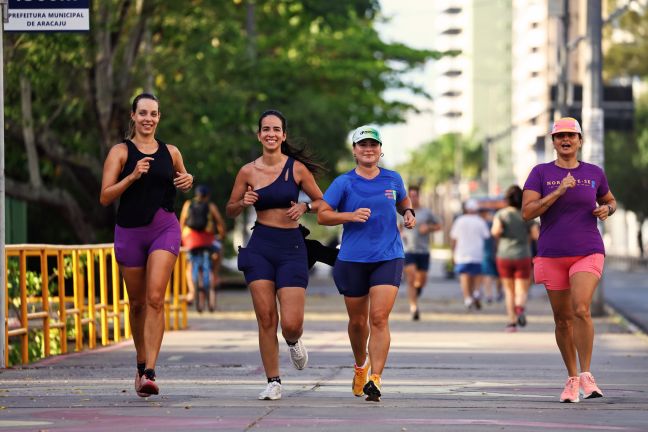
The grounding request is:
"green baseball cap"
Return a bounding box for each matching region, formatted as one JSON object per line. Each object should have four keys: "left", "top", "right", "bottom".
{"left": 352, "top": 125, "right": 382, "bottom": 144}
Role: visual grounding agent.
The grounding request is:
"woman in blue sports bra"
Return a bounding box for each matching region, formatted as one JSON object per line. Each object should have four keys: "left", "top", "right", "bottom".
{"left": 318, "top": 125, "right": 416, "bottom": 402}
{"left": 225, "top": 110, "right": 325, "bottom": 401}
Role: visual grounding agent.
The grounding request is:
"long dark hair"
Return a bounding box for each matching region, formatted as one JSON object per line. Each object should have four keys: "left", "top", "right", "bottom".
{"left": 126, "top": 93, "right": 160, "bottom": 139}
{"left": 258, "top": 109, "right": 326, "bottom": 176}
{"left": 505, "top": 185, "right": 523, "bottom": 209}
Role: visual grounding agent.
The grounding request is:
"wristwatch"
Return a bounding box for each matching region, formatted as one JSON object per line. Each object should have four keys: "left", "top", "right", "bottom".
{"left": 304, "top": 202, "right": 312, "bottom": 213}
{"left": 403, "top": 208, "right": 416, "bottom": 217}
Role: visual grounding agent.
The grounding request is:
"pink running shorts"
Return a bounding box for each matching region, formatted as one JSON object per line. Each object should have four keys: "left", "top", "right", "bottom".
{"left": 533, "top": 254, "right": 604, "bottom": 290}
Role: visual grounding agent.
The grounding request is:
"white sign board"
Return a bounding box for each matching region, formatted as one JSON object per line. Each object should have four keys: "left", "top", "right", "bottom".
{"left": 4, "top": 0, "right": 90, "bottom": 32}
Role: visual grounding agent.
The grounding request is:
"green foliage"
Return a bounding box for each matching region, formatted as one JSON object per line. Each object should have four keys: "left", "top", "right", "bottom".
{"left": 605, "top": 96, "right": 648, "bottom": 222}
{"left": 397, "top": 133, "right": 483, "bottom": 188}
{"left": 603, "top": 2, "right": 648, "bottom": 80}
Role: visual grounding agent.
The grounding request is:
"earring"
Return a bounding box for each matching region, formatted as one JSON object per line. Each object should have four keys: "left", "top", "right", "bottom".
{"left": 380, "top": 152, "right": 384, "bottom": 157}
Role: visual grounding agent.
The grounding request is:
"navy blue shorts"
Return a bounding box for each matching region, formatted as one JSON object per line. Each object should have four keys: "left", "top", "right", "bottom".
{"left": 404, "top": 252, "right": 430, "bottom": 271}
{"left": 333, "top": 258, "right": 404, "bottom": 297}
{"left": 454, "top": 262, "right": 482, "bottom": 276}
{"left": 236, "top": 223, "right": 308, "bottom": 289}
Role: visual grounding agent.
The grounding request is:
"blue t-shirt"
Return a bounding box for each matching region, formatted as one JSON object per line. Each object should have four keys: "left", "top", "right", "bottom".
{"left": 323, "top": 168, "right": 407, "bottom": 263}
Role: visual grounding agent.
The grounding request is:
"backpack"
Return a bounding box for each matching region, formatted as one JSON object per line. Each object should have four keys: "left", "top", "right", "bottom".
{"left": 186, "top": 200, "right": 209, "bottom": 231}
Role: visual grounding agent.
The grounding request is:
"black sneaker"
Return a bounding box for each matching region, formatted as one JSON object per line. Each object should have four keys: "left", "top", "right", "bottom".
{"left": 363, "top": 374, "right": 382, "bottom": 402}
{"left": 412, "top": 309, "right": 420, "bottom": 321}
{"left": 517, "top": 311, "right": 527, "bottom": 327}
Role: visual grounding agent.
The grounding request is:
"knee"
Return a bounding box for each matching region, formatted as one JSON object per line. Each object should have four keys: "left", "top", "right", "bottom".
{"left": 257, "top": 313, "right": 278, "bottom": 333}
{"left": 348, "top": 316, "right": 368, "bottom": 333}
{"left": 369, "top": 313, "right": 389, "bottom": 330}
{"left": 574, "top": 304, "right": 591, "bottom": 321}
{"left": 281, "top": 318, "right": 303, "bottom": 336}
{"left": 130, "top": 299, "right": 146, "bottom": 315}
{"left": 554, "top": 314, "right": 573, "bottom": 331}
{"left": 146, "top": 292, "right": 166, "bottom": 311}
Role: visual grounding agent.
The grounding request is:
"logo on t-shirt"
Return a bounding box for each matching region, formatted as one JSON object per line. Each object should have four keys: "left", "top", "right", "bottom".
{"left": 384, "top": 189, "right": 397, "bottom": 200}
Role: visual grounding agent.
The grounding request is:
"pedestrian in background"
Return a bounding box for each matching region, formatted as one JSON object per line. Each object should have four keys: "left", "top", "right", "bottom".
{"left": 179, "top": 184, "right": 226, "bottom": 312}
{"left": 522, "top": 117, "right": 617, "bottom": 403}
{"left": 492, "top": 185, "right": 538, "bottom": 332}
{"left": 450, "top": 199, "right": 491, "bottom": 310}
{"left": 401, "top": 185, "right": 441, "bottom": 321}
{"left": 318, "top": 125, "right": 415, "bottom": 402}
{"left": 478, "top": 207, "right": 499, "bottom": 304}
{"left": 226, "top": 109, "right": 324, "bottom": 401}
{"left": 100, "top": 93, "right": 193, "bottom": 397}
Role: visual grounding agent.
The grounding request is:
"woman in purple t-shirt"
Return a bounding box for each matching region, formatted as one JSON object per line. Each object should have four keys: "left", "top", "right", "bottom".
{"left": 522, "top": 117, "right": 617, "bottom": 404}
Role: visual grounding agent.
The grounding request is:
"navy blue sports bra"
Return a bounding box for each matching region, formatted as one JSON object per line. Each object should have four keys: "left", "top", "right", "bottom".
{"left": 253, "top": 157, "right": 300, "bottom": 211}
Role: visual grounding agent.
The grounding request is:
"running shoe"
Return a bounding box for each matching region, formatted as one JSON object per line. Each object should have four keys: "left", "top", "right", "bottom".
{"left": 363, "top": 374, "right": 382, "bottom": 402}
{"left": 288, "top": 338, "right": 308, "bottom": 370}
{"left": 258, "top": 381, "right": 282, "bottom": 400}
{"left": 505, "top": 323, "right": 518, "bottom": 333}
{"left": 559, "top": 376, "right": 580, "bottom": 403}
{"left": 134, "top": 372, "right": 150, "bottom": 397}
{"left": 138, "top": 374, "right": 159, "bottom": 396}
{"left": 579, "top": 372, "right": 603, "bottom": 399}
{"left": 352, "top": 357, "right": 370, "bottom": 397}
{"left": 516, "top": 306, "right": 527, "bottom": 327}
{"left": 412, "top": 309, "right": 420, "bottom": 321}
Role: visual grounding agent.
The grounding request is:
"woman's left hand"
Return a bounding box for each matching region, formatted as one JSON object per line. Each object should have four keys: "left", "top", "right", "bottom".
{"left": 174, "top": 171, "right": 193, "bottom": 192}
{"left": 404, "top": 212, "right": 416, "bottom": 229}
{"left": 286, "top": 201, "right": 307, "bottom": 221}
{"left": 592, "top": 204, "right": 610, "bottom": 221}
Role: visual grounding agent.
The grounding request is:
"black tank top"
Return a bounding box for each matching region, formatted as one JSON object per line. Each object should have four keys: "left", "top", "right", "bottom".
{"left": 253, "top": 157, "right": 300, "bottom": 211}
{"left": 116, "top": 139, "right": 176, "bottom": 227}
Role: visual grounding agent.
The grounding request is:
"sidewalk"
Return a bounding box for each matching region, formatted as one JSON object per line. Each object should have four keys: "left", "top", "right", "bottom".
{"left": 0, "top": 260, "right": 647, "bottom": 431}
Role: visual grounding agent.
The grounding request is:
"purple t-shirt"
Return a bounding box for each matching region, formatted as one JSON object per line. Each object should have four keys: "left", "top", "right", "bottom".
{"left": 523, "top": 161, "right": 609, "bottom": 257}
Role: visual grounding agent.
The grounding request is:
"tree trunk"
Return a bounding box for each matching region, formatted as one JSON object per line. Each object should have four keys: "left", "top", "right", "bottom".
{"left": 20, "top": 77, "right": 42, "bottom": 188}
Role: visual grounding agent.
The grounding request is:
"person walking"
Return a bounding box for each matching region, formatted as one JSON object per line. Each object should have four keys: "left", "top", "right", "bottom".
{"left": 100, "top": 93, "right": 193, "bottom": 397}
{"left": 450, "top": 199, "right": 491, "bottom": 310}
{"left": 401, "top": 185, "right": 441, "bottom": 321}
{"left": 522, "top": 117, "right": 616, "bottom": 403}
{"left": 226, "top": 109, "right": 324, "bottom": 401}
{"left": 318, "top": 125, "right": 415, "bottom": 402}
{"left": 179, "top": 184, "right": 226, "bottom": 312}
{"left": 492, "top": 185, "right": 538, "bottom": 332}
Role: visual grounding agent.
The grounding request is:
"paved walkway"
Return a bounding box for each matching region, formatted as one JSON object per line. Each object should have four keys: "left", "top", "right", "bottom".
{"left": 1, "top": 260, "right": 647, "bottom": 431}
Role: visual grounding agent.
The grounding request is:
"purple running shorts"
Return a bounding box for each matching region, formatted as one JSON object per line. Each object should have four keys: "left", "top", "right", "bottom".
{"left": 114, "top": 208, "right": 181, "bottom": 267}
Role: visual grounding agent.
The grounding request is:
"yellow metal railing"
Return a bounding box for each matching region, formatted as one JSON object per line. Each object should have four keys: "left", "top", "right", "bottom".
{"left": 4, "top": 244, "right": 189, "bottom": 367}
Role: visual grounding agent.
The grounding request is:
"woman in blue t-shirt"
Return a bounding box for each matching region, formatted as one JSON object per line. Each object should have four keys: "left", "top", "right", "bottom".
{"left": 318, "top": 125, "right": 416, "bottom": 402}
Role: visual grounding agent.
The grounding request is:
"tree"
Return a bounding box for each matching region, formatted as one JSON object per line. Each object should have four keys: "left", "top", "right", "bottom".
{"left": 4, "top": 0, "right": 444, "bottom": 243}
{"left": 397, "top": 133, "right": 483, "bottom": 189}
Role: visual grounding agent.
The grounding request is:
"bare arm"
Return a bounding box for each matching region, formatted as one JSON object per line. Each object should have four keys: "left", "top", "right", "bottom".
{"left": 168, "top": 145, "right": 193, "bottom": 192}
{"left": 226, "top": 165, "right": 258, "bottom": 218}
{"left": 100, "top": 144, "right": 148, "bottom": 206}
{"left": 593, "top": 191, "right": 617, "bottom": 221}
{"left": 491, "top": 214, "right": 503, "bottom": 239}
{"left": 317, "top": 200, "right": 371, "bottom": 226}
{"left": 286, "top": 162, "right": 325, "bottom": 220}
{"left": 396, "top": 197, "right": 415, "bottom": 229}
{"left": 179, "top": 200, "right": 191, "bottom": 229}
{"left": 522, "top": 172, "right": 575, "bottom": 220}
{"left": 210, "top": 203, "right": 227, "bottom": 238}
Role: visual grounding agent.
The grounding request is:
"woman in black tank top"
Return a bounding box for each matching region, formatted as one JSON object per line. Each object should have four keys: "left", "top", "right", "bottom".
{"left": 225, "top": 110, "right": 326, "bottom": 400}
{"left": 100, "top": 93, "right": 193, "bottom": 397}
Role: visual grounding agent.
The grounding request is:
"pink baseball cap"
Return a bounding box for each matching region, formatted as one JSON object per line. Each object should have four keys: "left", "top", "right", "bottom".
{"left": 551, "top": 117, "right": 582, "bottom": 135}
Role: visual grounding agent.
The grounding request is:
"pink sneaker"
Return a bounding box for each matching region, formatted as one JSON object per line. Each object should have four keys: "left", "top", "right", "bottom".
{"left": 559, "top": 376, "right": 580, "bottom": 403}
{"left": 135, "top": 372, "right": 148, "bottom": 397}
{"left": 139, "top": 375, "right": 159, "bottom": 396}
{"left": 579, "top": 372, "right": 603, "bottom": 399}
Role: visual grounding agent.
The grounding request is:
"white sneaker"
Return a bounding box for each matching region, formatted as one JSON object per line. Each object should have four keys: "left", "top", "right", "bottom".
{"left": 288, "top": 338, "right": 308, "bottom": 370}
{"left": 258, "top": 381, "right": 282, "bottom": 400}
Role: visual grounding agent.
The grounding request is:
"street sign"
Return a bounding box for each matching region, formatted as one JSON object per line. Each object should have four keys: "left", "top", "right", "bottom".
{"left": 4, "top": 0, "right": 89, "bottom": 32}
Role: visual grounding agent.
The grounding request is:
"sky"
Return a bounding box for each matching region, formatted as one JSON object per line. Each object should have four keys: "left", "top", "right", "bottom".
{"left": 375, "top": 0, "right": 437, "bottom": 168}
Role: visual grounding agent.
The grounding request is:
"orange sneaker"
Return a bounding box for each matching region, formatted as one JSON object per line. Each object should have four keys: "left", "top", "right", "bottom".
{"left": 363, "top": 374, "right": 382, "bottom": 402}
{"left": 352, "top": 357, "right": 370, "bottom": 397}
{"left": 559, "top": 376, "right": 580, "bottom": 403}
{"left": 579, "top": 372, "right": 603, "bottom": 399}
